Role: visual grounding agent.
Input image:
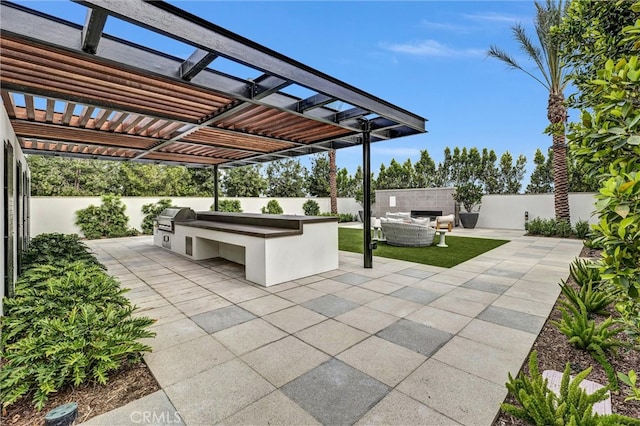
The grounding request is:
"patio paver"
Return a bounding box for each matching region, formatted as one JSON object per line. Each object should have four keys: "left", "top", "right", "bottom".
{"left": 83, "top": 229, "right": 583, "bottom": 426}
{"left": 281, "top": 359, "right": 390, "bottom": 426}
{"left": 191, "top": 305, "right": 256, "bottom": 334}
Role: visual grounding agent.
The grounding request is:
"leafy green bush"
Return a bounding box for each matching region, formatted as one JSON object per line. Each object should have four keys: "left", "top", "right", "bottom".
{"left": 574, "top": 219, "right": 590, "bottom": 239}
{"left": 75, "top": 195, "right": 138, "bottom": 239}
{"left": 526, "top": 217, "right": 544, "bottom": 235}
{"left": 261, "top": 199, "right": 283, "bottom": 214}
{"left": 541, "top": 218, "right": 558, "bottom": 237}
{"left": 214, "top": 199, "right": 243, "bottom": 213}
{"left": 556, "top": 219, "right": 573, "bottom": 238}
{"left": 1, "top": 304, "right": 154, "bottom": 410}
{"left": 21, "top": 233, "right": 103, "bottom": 272}
{"left": 141, "top": 198, "right": 173, "bottom": 234}
{"left": 502, "top": 351, "right": 637, "bottom": 425}
{"left": 2, "top": 262, "right": 131, "bottom": 345}
{"left": 302, "top": 199, "right": 320, "bottom": 216}
{"left": 0, "top": 259, "right": 155, "bottom": 410}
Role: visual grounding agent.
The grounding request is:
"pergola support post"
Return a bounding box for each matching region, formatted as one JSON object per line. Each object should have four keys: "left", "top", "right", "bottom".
{"left": 213, "top": 165, "right": 219, "bottom": 211}
{"left": 362, "top": 120, "right": 372, "bottom": 268}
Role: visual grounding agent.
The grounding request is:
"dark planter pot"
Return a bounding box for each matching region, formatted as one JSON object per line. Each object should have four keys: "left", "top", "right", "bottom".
{"left": 458, "top": 212, "right": 479, "bottom": 229}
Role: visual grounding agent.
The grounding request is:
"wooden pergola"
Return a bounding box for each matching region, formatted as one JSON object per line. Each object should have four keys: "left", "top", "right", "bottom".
{"left": 0, "top": 0, "right": 427, "bottom": 267}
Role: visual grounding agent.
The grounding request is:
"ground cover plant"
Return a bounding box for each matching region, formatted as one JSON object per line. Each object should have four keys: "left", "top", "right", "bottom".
{"left": 0, "top": 233, "right": 156, "bottom": 414}
{"left": 338, "top": 228, "right": 508, "bottom": 268}
{"left": 20, "top": 233, "right": 104, "bottom": 272}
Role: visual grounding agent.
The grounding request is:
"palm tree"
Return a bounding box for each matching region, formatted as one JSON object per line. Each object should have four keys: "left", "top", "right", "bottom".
{"left": 488, "top": 0, "right": 570, "bottom": 222}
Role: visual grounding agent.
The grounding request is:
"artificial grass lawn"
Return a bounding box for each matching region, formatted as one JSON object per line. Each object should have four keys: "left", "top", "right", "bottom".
{"left": 338, "top": 228, "right": 508, "bottom": 268}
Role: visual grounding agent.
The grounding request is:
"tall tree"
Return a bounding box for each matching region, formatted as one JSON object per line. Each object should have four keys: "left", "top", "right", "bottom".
{"left": 414, "top": 149, "right": 437, "bottom": 188}
{"left": 265, "top": 158, "right": 308, "bottom": 197}
{"left": 27, "top": 156, "right": 120, "bottom": 196}
{"left": 498, "top": 151, "right": 527, "bottom": 194}
{"left": 480, "top": 148, "right": 501, "bottom": 194}
{"left": 526, "top": 148, "right": 553, "bottom": 193}
{"left": 188, "top": 168, "right": 216, "bottom": 196}
{"left": 307, "top": 153, "right": 330, "bottom": 197}
{"left": 221, "top": 165, "right": 266, "bottom": 197}
{"left": 434, "top": 147, "right": 453, "bottom": 187}
{"left": 118, "top": 163, "right": 195, "bottom": 196}
{"left": 376, "top": 159, "right": 412, "bottom": 189}
{"left": 336, "top": 167, "right": 356, "bottom": 197}
{"left": 488, "top": 0, "right": 570, "bottom": 221}
{"left": 329, "top": 149, "right": 338, "bottom": 214}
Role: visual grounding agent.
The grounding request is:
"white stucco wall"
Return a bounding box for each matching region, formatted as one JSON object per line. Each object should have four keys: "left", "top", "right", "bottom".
{"left": 30, "top": 196, "right": 361, "bottom": 236}
{"left": 476, "top": 193, "right": 597, "bottom": 230}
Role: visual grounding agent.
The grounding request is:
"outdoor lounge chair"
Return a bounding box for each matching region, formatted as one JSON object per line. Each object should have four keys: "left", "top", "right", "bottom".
{"left": 379, "top": 221, "right": 436, "bottom": 247}
{"left": 435, "top": 214, "right": 454, "bottom": 232}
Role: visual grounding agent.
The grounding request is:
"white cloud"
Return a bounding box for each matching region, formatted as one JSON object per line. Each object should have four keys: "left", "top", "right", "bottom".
{"left": 463, "top": 12, "right": 521, "bottom": 23}
{"left": 420, "top": 19, "right": 469, "bottom": 33}
{"left": 380, "top": 39, "right": 483, "bottom": 58}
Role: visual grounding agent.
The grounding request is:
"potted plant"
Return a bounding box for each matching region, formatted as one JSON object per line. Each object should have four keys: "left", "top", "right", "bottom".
{"left": 452, "top": 183, "right": 483, "bottom": 229}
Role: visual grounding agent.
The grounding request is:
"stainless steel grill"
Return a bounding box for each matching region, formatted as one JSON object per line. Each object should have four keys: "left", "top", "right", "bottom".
{"left": 156, "top": 207, "right": 196, "bottom": 233}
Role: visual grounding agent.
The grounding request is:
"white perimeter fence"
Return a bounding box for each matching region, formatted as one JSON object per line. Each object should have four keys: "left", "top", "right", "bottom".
{"left": 30, "top": 193, "right": 598, "bottom": 236}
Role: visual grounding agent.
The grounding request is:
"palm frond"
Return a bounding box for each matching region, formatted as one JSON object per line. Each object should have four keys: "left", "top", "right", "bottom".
{"left": 488, "top": 0, "right": 569, "bottom": 93}
{"left": 487, "top": 45, "right": 549, "bottom": 89}
{"left": 513, "top": 24, "right": 551, "bottom": 89}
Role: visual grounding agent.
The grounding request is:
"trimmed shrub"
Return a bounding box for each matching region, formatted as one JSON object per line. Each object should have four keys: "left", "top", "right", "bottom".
{"left": 302, "top": 199, "right": 320, "bottom": 216}
{"left": 141, "top": 198, "right": 174, "bottom": 234}
{"left": 75, "top": 195, "right": 138, "bottom": 239}
{"left": 261, "top": 199, "right": 283, "bottom": 215}
{"left": 214, "top": 199, "right": 242, "bottom": 213}
{"left": 320, "top": 212, "right": 357, "bottom": 223}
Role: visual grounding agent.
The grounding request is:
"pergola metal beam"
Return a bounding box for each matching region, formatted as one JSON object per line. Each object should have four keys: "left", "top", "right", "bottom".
{"left": 81, "top": 8, "right": 107, "bottom": 54}
{"left": 180, "top": 48, "right": 218, "bottom": 81}
{"left": 251, "top": 74, "right": 291, "bottom": 99}
{"left": 297, "top": 94, "right": 334, "bottom": 113}
{"left": 73, "top": 0, "right": 425, "bottom": 132}
{"left": 336, "top": 107, "right": 370, "bottom": 123}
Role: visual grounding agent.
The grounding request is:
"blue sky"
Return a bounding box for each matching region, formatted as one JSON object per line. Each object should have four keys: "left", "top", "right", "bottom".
{"left": 16, "top": 1, "right": 555, "bottom": 185}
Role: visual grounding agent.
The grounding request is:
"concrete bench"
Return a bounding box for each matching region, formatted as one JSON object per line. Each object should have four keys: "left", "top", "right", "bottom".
{"left": 154, "top": 212, "right": 338, "bottom": 287}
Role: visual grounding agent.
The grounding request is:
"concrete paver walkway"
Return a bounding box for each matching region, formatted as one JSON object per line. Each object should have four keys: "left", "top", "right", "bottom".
{"left": 82, "top": 227, "right": 583, "bottom": 426}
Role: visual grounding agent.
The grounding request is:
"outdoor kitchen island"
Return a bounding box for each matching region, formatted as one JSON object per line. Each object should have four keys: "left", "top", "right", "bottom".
{"left": 154, "top": 210, "right": 339, "bottom": 287}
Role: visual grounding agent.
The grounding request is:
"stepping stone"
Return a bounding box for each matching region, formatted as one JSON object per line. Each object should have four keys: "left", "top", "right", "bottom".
{"left": 542, "top": 370, "right": 612, "bottom": 415}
